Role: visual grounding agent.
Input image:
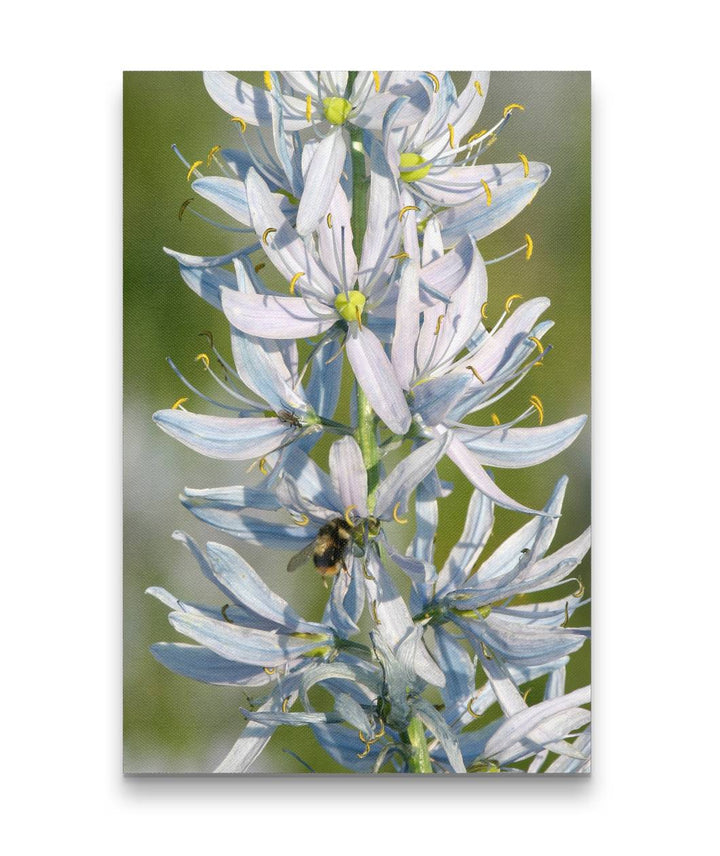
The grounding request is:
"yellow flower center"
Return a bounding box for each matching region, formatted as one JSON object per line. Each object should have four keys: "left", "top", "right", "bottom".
{"left": 323, "top": 97, "right": 353, "bottom": 126}
{"left": 399, "top": 152, "right": 431, "bottom": 183}
{"left": 334, "top": 290, "right": 366, "bottom": 323}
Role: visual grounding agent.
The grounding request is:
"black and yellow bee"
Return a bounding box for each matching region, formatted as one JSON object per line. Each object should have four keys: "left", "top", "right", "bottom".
{"left": 287, "top": 516, "right": 380, "bottom": 578}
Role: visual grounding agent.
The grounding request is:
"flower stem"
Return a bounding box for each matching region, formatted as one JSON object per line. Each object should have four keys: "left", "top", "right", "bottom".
{"left": 405, "top": 716, "right": 432, "bottom": 774}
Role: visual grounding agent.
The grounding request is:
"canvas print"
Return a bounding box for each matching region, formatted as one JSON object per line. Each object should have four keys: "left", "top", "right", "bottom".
{"left": 124, "top": 71, "right": 590, "bottom": 774}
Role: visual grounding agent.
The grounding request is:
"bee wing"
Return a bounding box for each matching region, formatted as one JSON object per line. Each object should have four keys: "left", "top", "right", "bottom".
{"left": 287, "top": 541, "right": 316, "bottom": 573}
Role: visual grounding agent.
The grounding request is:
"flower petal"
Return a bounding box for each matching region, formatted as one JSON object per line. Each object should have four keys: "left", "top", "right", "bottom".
{"left": 221, "top": 288, "right": 336, "bottom": 339}
{"left": 374, "top": 437, "right": 450, "bottom": 520}
{"left": 203, "top": 71, "right": 310, "bottom": 130}
{"left": 329, "top": 437, "right": 368, "bottom": 518}
{"left": 150, "top": 643, "right": 271, "bottom": 686}
{"left": 296, "top": 129, "right": 347, "bottom": 236}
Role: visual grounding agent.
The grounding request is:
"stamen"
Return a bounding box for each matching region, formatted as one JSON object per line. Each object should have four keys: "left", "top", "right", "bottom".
{"left": 573, "top": 579, "right": 585, "bottom": 598}
{"left": 480, "top": 641, "right": 493, "bottom": 659}
{"left": 392, "top": 503, "right": 408, "bottom": 524}
{"left": 372, "top": 70, "right": 380, "bottom": 92}
{"left": 363, "top": 562, "right": 375, "bottom": 581}
{"left": 481, "top": 179, "right": 492, "bottom": 206}
{"left": 398, "top": 204, "right": 420, "bottom": 221}
{"left": 523, "top": 688, "right": 531, "bottom": 703}
{"left": 263, "top": 667, "right": 276, "bottom": 675}
{"left": 325, "top": 343, "right": 346, "bottom": 365}
{"left": 199, "top": 330, "right": 214, "bottom": 348}
{"left": 262, "top": 227, "right": 277, "bottom": 245}
{"left": 282, "top": 696, "right": 290, "bottom": 714}
{"left": 289, "top": 271, "right": 305, "bottom": 295}
{"left": 344, "top": 505, "right": 358, "bottom": 527}
{"left": 467, "top": 130, "right": 487, "bottom": 144}
{"left": 206, "top": 145, "right": 221, "bottom": 166}
{"left": 195, "top": 353, "right": 210, "bottom": 370}
{"left": 231, "top": 116, "right": 247, "bottom": 132}
{"left": 259, "top": 457, "right": 270, "bottom": 475}
{"left": 504, "top": 293, "right": 522, "bottom": 312}
{"left": 529, "top": 394, "right": 544, "bottom": 424}
{"left": 491, "top": 413, "right": 500, "bottom": 426}
{"left": 434, "top": 314, "right": 445, "bottom": 336}
{"left": 390, "top": 251, "right": 409, "bottom": 260}
{"left": 562, "top": 601, "right": 570, "bottom": 628}
{"left": 355, "top": 306, "right": 363, "bottom": 329}
{"left": 466, "top": 698, "right": 481, "bottom": 719}
{"left": 326, "top": 212, "right": 333, "bottom": 228}
{"left": 305, "top": 94, "right": 312, "bottom": 122}
{"left": 356, "top": 735, "right": 372, "bottom": 759}
{"left": 294, "top": 513, "right": 310, "bottom": 527}
{"left": 474, "top": 80, "right": 484, "bottom": 97}
{"left": 171, "top": 397, "right": 188, "bottom": 410}
{"left": 525, "top": 233, "right": 534, "bottom": 260}
{"left": 481, "top": 302, "right": 489, "bottom": 320}
{"left": 448, "top": 123, "right": 456, "bottom": 149}
{"left": 371, "top": 600, "right": 381, "bottom": 624}
{"left": 517, "top": 152, "right": 530, "bottom": 178}
{"left": 254, "top": 262, "right": 266, "bottom": 273}
{"left": 264, "top": 71, "right": 273, "bottom": 91}
{"left": 178, "top": 198, "right": 193, "bottom": 221}
{"left": 186, "top": 160, "right": 203, "bottom": 181}
{"left": 425, "top": 71, "right": 440, "bottom": 92}
{"left": 221, "top": 604, "right": 234, "bottom": 623}
{"left": 467, "top": 365, "right": 484, "bottom": 383}
{"left": 503, "top": 102, "right": 525, "bottom": 117}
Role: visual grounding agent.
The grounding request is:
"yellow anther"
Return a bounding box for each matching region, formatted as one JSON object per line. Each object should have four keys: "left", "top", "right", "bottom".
{"left": 505, "top": 293, "right": 522, "bottom": 313}
{"left": 178, "top": 197, "right": 193, "bottom": 221}
{"left": 525, "top": 233, "right": 534, "bottom": 260}
{"left": 491, "top": 413, "right": 501, "bottom": 426}
{"left": 467, "top": 131, "right": 486, "bottom": 144}
{"left": 562, "top": 601, "right": 570, "bottom": 628}
{"left": 294, "top": 513, "right": 310, "bottom": 527}
{"left": 372, "top": 70, "right": 381, "bottom": 92}
{"left": 481, "top": 641, "right": 493, "bottom": 660}
{"left": 305, "top": 94, "right": 312, "bottom": 122}
{"left": 398, "top": 205, "right": 420, "bottom": 221}
{"left": 425, "top": 71, "right": 440, "bottom": 92}
{"left": 529, "top": 394, "right": 544, "bottom": 425}
{"left": 254, "top": 262, "right": 266, "bottom": 273}
{"left": 171, "top": 397, "right": 188, "bottom": 410}
{"left": 573, "top": 579, "right": 585, "bottom": 598}
{"left": 344, "top": 505, "right": 358, "bottom": 527}
{"left": 207, "top": 145, "right": 221, "bottom": 166}
{"left": 434, "top": 314, "right": 445, "bottom": 336}
{"left": 195, "top": 353, "right": 210, "bottom": 370}
{"left": 467, "top": 698, "right": 481, "bottom": 719}
{"left": 528, "top": 336, "right": 543, "bottom": 352}
{"left": 448, "top": 122, "right": 456, "bottom": 148}
{"left": 518, "top": 152, "right": 530, "bottom": 178}
{"left": 371, "top": 600, "right": 381, "bottom": 625}
{"left": 503, "top": 102, "right": 525, "bottom": 117}
{"left": 326, "top": 212, "right": 333, "bottom": 228}
{"left": 474, "top": 80, "right": 484, "bottom": 97}
{"left": 289, "top": 271, "right": 305, "bottom": 295}
{"left": 355, "top": 306, "right": 363, "bottom": 329}
{"left": 264, "top": 71, "right": 273, "bottom": 91}
{"left": 221, "top": 604, "right": 235, "bottom": 623}
{"left": 481, "top": 179, "right": 492, "bottom": 206}
{"left": 390, "top": 251, "right": 409, "bottom": 260}
{"left": 356, "top": 735, "right": 372, "bottom": 759}
{"left": 263, "top": 667, "right": 276, "bottom": 675}
{"left": 481, "top": 301, "right": 489, "bottom": 320}
{"left": 231, "top": 116, "right": 247, "bottom": 132}
{"left": 523, "top": 688, "right": 531, "bottom": 703}
{"left": 262, "top": 227, "right": 277, "bottom": 245}
{"left": 467, "top": 365, "right": 484, "bottom": 383}
{"left": 392, "top": 502, "right": 408, "bottom": 525}
{"left": 282, "top": 696, "right": 290, "bottom": 713}
{"left": 186, "top": 160, "right": 203, "bottom": 182}
{"left": 259, "top": 457, "right": 269, "bottom": 476}
{"left": 363, "top": 562, "right": 374, "bottom": 581}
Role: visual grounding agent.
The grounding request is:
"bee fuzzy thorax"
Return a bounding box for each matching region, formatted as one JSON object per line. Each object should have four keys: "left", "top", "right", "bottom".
{"left": 313, "top": 518, "right": 353, "bottom": 576}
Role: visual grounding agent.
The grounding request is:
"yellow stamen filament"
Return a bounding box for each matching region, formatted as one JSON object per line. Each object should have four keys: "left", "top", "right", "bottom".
{"left": 344, "top": 505, "right": 357, "bottom": 527}
{"left": 282, "top": 696, "right": 290, "bottom": 714}
{"left": 505, "top": 293, "right": 522, "bottom": 312}
{"left": 371, "top": 600, "right": 381, "bottom": 624}
{"left": 528, "top": 336, "right": 543, "bottom": 352}
{"left": 529, "top": 394, "right": 544, "bottom": 425}
{"left": 467, "top": 366, "right": 484, "bottom": 383}
{"left": 326, "top": 213, "right": 333, "bottom": 228}
{"left": 171, "top": 397, "right": 188, "bottom": 410}
{"left": 186, "top": 160, "right": 203, "bottom": 181}
{"left": 372, "top": 70, "right": 381, "bottom": 92}
{"left": 305, "top": 94, "right": 312, "bottom": 122}
{"left": 434, "top": 314, "right": 444, "bottom": 336}
{"left": 289, "top": 271, "right": 305, "bottom": 295}
{"left": 259, "top": 457, "right": 269, "bottom": 475}
{"left": 390, "top": 251, "right": 409, "bottom": 260}
{"left": 262, "top": 227, "right": 277, "bottom": 245}
{"left": 525, "top": 233, "right": 534, "bottom": 260}
{"left": 195, "top": 353, "right": 210, "bottom": 370}
{"left": 491, "top": 413, "right": 501, "bottom": 426}
{"left": 221, "top": 604, "right": 234, "bottom": 623}
{"left": 264, "top": 71, "right": 273, "bottom": 91}
{"left": 481, "top": 179, "right": 492, "bottom": 206}
{"left": 448, "top": 123, "right": 456, "bottom": 148}
{"left": 206, "top": 145, "right": 221, "bottom": 166}
{"left": 254, "top": 262, "right": 266, "bottom": 273}
{"left": 503, "top": 102, "right": 525, "bottom": 117}
{"left": 398, "top": 205, "right": 420, "bottom": 221}
{"left": 474, "top": 80, "right": 484, "bottom": 97}
{"left": 425, "top": 71, "right": 440, "bottom": 92}
{"left": 467, "top": 698, "right": 481, "bottom": 719}
{"left": 481, "top": 301, "right": 489, "bottom": 320}
{"left": 392, "top": 503, "right": 408, "bottom": 524}
{"left": 231, "top": 117, "right": 247, "bottom": 132}
{"left": 518, "top": 152, "right": 530, "bottom": 178}
{"left": 294, "top": 513, "right": 310, "bottom": 527}
{"left": 263, "top": 667, "right": 276, "bottom": 675}
{"left": 178, "top": 198, "right": 193, "bottom": 221}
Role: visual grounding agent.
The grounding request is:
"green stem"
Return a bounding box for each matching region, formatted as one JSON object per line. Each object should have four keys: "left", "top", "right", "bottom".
{"left": 349, "top": 124, "right": 368, "bottom": 268}
{"left": 405, "top": 716, "right": 432, "bottom": 774}
{"left": 357, "top": 385, "right": 381, "bottom": 511}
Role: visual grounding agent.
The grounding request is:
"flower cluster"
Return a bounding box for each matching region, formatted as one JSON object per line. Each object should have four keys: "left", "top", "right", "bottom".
{"left": 149, "top": 71, "right": 590, "bottom": 774}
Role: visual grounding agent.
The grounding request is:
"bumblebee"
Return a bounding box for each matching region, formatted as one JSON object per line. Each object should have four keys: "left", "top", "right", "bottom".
{"left": 287, "top": 517, "right": 353, "bottom": 577}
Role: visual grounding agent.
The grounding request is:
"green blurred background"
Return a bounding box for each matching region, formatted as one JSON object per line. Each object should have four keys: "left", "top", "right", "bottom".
{"left": 123, "top": 71, "right": 590, "bottom": 773}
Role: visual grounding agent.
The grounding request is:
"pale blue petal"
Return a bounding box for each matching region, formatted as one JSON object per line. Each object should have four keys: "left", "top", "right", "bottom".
{"left": 433, "top": 626, "right": 476, "bottom": 719}
{"left": 311, "top": 723, "right": 384, "bottom": 772}
{"left": 413, "top": 697, "right": 466, "bottom": 772}
{"left": 296, "top": 129, "right": 347, "bottom": 236}
{"left": 391, "top": 260, "right": 421, "bottom": 389}
{"left": 329, "top": 437, "right": 368, "bottom": 518}
{"left": 334, "top": 693, "right": 373, "bottom": 734}
{"left": 203, "top": 71, "right": 309, "bottom": 130}
{"left": 182, "top": 484, "right": 281, "bottom": 512}
{"left": 181, "top": 502, "right": 315, "bottom": 551}
{"left": 191, "top": 176, "right": 251, "bottom": 226}
{"left": 222, "top": 288, "right": 336, "bottom": 339}
{"left": 419, "top": 235, "right": 475, "bottom": 300}
{"left": 411, "top": 373, "right": 471, "bottom": 426}
{"left": 436, "top": 489, "right": 494, "bottom": 596}
{"left": 380, "top": 534, "right": 436, "bottom": 584}
{"left": 150, "top": 643, "right": 271, "bottom": 686}
{"left": 173, "top": 263, "right": 236, "bottom": 310}
{"left": 375, "top": 437, "right": 449, "bottom": 520}
{"left": 215, "top": 693, "right": 293, "bottom": 773}
{"left": 306, "top": 336, "right": 343, "bottom": 420}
